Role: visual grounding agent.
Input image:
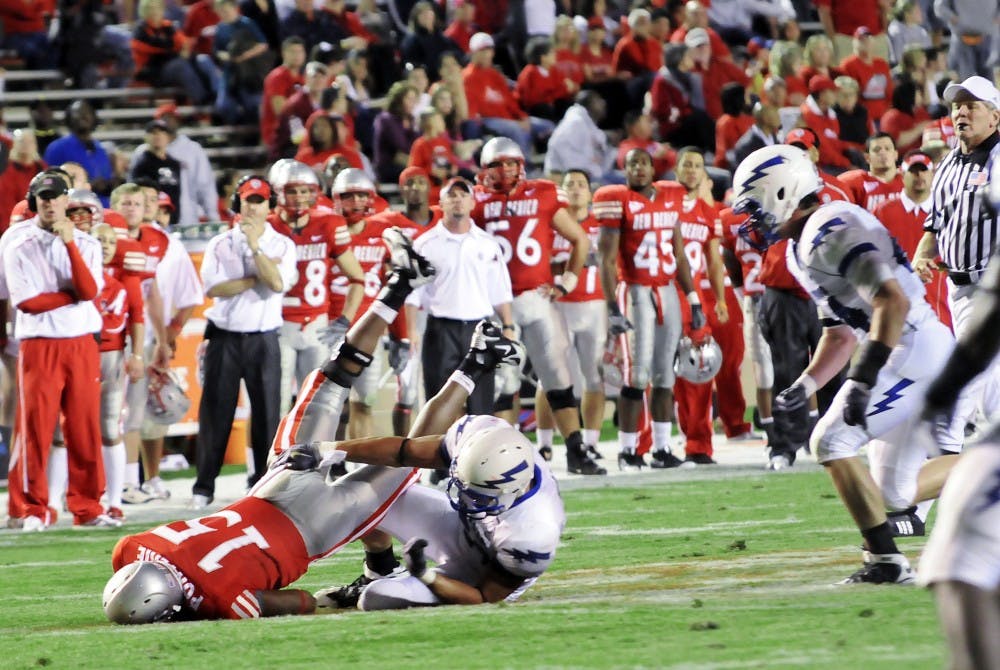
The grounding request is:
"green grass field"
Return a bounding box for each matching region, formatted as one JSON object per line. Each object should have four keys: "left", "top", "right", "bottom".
{"left": 0, "top": 466, "right": 946, "bottom": 670}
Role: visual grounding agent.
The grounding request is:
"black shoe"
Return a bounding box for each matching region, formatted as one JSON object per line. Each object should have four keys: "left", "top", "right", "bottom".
{"left": 617, "top": 450, "right": 646, "bottom": 469}
{"left": 315, "top": 573, "right": 372, "bottom": 609}
{"left": 382, "top": 227, "right": 436, "bottom": 287}
{"left": 462, "top": 321, "right": 524, "bottom": 371}
{"left": 839, "top": 552, "right": 915, "bottom": 585}
{"left": 568, "top": 449, "right": 607, "bottom": 475}
{"left": 585, "top": 444, "right": 603, "bottom": 460}
{"left": 684, "top": 453, "right": 717, "bottom": 465}
{"left": 887, "top": 507, "right": 925, "bottom": 537}
{"left": 649, "top": 450, "right": 683, "bottom": 469}
{"left": 538, "top": 445, "right": 553, "bottom": 461}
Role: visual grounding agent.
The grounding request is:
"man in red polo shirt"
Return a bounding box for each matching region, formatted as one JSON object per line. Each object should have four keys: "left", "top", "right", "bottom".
{"left": 816, "top": 0, "right": 890, "bottom": 64}
{"left": 261, "top": 37, "right": 307, "bottom": 158}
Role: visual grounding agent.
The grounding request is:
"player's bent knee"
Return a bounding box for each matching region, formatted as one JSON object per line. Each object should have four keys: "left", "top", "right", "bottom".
{"left": 628, "top": 367, "right": 650, "bottom": 390}
{"left": 621, "top": 385, "right": 645, "bottom": 401}
{"left": 358, "top": 576, "right": 439, "bottom": 611}
{"left": 546, "top": 386, "right": 577, "bottom": 410}
{"left": 494, "top": 393, "right": 515, "bottom": 412}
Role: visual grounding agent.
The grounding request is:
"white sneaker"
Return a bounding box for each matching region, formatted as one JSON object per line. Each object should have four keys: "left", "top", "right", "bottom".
{"left": 140, "top": 476, "right": 171, "bottom": 501}
{"left": 122, "top": 483, "right": 155, "bottom": 504}
{"left": 75, "top": 513, "right": 123, "bottom": 529}
{"left": 189, "top": 494, "right": 213, "bottom": 511}
{"left": 767, "top": 454, "right": 791, "bottom": 471}
{"left": 22, "top": 515, "right": 47, "bottom": 532}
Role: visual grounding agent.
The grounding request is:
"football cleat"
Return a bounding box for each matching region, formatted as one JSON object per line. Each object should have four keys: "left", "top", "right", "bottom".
{"left": 140, "top": 476, "right": 171, "bottom": 501}
{"left": 121, "top": 483, "right": 155, "bottom": 505}
{"left": 538, "top": 445, "right": 553, "bottom": 461}
{"left": 585, "top": 444, "right": 604, "bottom": 461}
{"left": 650, "top": 450, "right": 684, "bottom": 469}
{"left": 315, "top": 564, "right": 406, "bottom": 609}
{"left": 382, "top": 227, "right": 436, "bottom": 288}
{"left": 887, "top": 507, "right": 926, "bottom": 537}
{"left": 685, "top": 453, "right": 717, "bottom": 465}
{"left": 766, "top": 453, "right": 792, "bottom": 471}
{"left": 463, "top": 320, "right": 525, "bottom": 373}
{"left": 106, "top": 507, "right": 125, "bottom": 521}
{"left": 568, "top": 448, "right": 607, "bottom": 475}
{"left": 189, "top": 494, "right": 213, "bottom": 511}
{"left": 617, "top": 450, "right": 647, "bottom": 470}
{"left": 839, "top": 551, "right": 916, "bottom": 585}
{"left": 75, "top": 513, "right": 123, "bottom": 529}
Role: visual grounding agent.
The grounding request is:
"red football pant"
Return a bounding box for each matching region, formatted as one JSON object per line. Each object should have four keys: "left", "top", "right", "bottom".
{"left": 8, "top": 335, "right": 104, "bottom": 523}
{"left": 675, "top": 286, "right": 750, "bottom": 456}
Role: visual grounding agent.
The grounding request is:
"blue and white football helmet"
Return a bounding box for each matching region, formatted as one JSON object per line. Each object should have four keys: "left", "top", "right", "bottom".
{"left": 446, "top": 417, "right": 535, "bottom": 519}
{"left": 731, "top": 145, "right": 821, "bottom": 250}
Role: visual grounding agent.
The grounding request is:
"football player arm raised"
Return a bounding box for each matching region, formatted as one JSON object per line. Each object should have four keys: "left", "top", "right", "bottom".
{"left": 335, "top": 248, "right": 364, "bottom": 322}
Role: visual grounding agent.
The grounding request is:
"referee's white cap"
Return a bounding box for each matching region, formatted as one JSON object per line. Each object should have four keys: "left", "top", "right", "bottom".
{"left": 943, "top": 76, "right": 1000, "bottom": 109}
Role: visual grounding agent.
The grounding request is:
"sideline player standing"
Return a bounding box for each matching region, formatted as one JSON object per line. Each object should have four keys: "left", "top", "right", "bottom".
{"left": 473, "top": 137, "right": 605, "bottom": 475}
{"left": 733, "top": 144, "right": 959, "bottom": 582}
{"left": 838, "top": 133, "right": 903, "bottom": 212}
{"left": 595, "top": 148, "right": 701, "bottom": 469}
{"left": 3, "top": 172, "right": 118, "bottom": 529}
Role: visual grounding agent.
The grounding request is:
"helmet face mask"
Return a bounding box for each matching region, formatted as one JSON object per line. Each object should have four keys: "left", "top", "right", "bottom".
{"left": 103, "top": 561, "right": 185, "bottom": 625}
{"left": 733, "top": 197, "right": 780, "bottom": 251}
{"left": 446, "top": 424, "right": 535, "bottom": 519}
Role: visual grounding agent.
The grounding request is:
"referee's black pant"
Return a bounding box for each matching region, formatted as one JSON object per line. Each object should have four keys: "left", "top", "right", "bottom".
{"left": 193, "top": 322, "right": 281, "bottom": 498}
{"left": 760, "top": 287, "right": 845, "bottom": 455}
{"left": 422, "top": 316, "right": 494, "bottom": 415}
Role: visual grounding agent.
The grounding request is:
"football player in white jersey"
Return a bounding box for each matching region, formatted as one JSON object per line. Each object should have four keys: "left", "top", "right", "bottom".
{"left": 732, "top": 145, "right": 960, "bottom": 584}
{"left": 917, "top": 162, "right": 1000, "bottom": 670}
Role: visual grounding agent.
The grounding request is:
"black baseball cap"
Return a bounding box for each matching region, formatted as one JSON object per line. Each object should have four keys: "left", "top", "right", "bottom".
{"left": 30, "top": 173, "right": 70, "bottom": 199}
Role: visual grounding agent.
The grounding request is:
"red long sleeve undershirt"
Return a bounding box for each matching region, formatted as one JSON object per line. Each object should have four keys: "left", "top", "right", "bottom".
{"left": 16, "top": 240, "right": 98, "bottom": 314}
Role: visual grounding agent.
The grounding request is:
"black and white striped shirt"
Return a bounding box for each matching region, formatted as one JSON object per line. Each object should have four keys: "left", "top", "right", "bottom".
{"left": 926, "top": 132, "right": 1000, "bottom": 275}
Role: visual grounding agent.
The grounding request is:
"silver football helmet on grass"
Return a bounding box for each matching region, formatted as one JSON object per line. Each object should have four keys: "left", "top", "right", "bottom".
{"left": 103, "top": 561, "right": 184, "bottom": 624}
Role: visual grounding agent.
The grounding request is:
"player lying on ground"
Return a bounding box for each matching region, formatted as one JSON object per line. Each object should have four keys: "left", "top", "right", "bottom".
{"left": 102, "top": 231, "right": 519, "bottom": 622}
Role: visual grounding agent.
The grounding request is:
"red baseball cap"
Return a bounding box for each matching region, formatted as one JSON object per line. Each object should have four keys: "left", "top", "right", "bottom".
{"left": 853, "top": 26, "right": 873, "bottom": 39}
{"left": 399, "top": 166, "right": 430, "bottom": 188}
{"left": 157, "top": 191, "right": 175, "bottom": 211}
{"left": 238, "top": 177, "right": 272, "bottom": 202}
{"left": 808, "top": 75, "right": 838, "bottom": 95}
{"left": 785, "top": 127, "right": 820, "bottom": 149}
{"left": 901, "top": 152, "right": 933, "bottom": 171}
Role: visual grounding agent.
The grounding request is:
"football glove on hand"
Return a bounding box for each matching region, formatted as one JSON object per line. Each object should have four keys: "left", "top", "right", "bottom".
{"left": 608, "top": 303, "right": 632, "bottom": 337}
{"left": 842, "top": 380, "right": 872, "bottom": 429}
{"left": 774, "top": 382, "right": 811, "bottom": 444}
{"left": 318, "top": 315, "right": 351, "bottom": 347}
{"left": 386, "top": 337, "right": 411, "bottom": 375}
{"left": 690, "top": 303, "right": 706, "bottom": 331}
{"left": 403, "top": 538, "right": 432, "bottom": 583}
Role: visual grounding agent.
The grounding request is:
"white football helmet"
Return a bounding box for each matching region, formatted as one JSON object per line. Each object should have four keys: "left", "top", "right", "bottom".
{"left": 446, "top": 417, "right": 535, "bottom": 519}
{"left": 478, "top": 136, "right": 525, "bottom": 192}
{"left": 279, "top": 160, "right": 321, "bottom": 215}
{"left": 332, "top": 168, "right": 376, "bottom": 223}
{"left": 103, "top": 561, "right": 185, "bottom": 624}
{"left": 266, "top": 158, "right": 297, "bottom": 193}
{"left": 146, "top": 368, "right": 191, "bottom": 425}
{"left": 674, "top": 334, "right": 723, "bottom": 384}
{"left": 67, "top": 189, "right": 103, "bottom": 218}
{"left": 731, "top": 145, "right": 821, "bottom": 250}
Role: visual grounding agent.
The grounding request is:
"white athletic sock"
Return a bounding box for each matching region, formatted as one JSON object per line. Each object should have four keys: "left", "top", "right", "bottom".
{"left": 759, "top": 416, "right": 773, "bottom": 425}
{"left": 582, "top": 428, "right": 600, "bottom": 447}
{"left": 619, "top": 431, "right": 638, "bottom": 453}
{"left": 915, "top": 499, "right": 934, "bottom": 522}
{"left": 808, "top": 409, "right": 820, "bottom": 420}
{"left": 246, "top": 447, "right": 256, "bottom": 481}
{"left": 125, "top": 461, "right": 140, "bottom": 487}
{"left": 652, "top": 422, "right": 673, "bottom": 453}
{"left": 536, "top": 428, "right": 554, "bottom": 449}
{"left": 47, "top": 446, "right": 68, "bottom": 507}
{"left": 104, "top": 443, "right": 126, "bottom": 508}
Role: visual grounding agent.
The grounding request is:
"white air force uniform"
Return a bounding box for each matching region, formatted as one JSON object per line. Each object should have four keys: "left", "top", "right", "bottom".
{"left": 360, "top": 415, "right": 566, "bottom": 609}
{"left": 788, "top": 202, "right": 960, "bottom": 509}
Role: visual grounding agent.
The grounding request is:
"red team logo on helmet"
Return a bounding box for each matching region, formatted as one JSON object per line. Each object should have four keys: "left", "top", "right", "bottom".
{"left": 332, "top": 168, "right": 377, "bottom": 224}
{"left": 478, "top": 137, "right": 526, "bottom": 193}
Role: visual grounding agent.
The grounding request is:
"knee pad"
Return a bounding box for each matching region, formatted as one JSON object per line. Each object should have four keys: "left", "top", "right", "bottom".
{"left": 329, "top": 341, "right": 374, "bottom": 371}
{"left": 545, "top": 386, "right": 578, "bottom": 411}
{"left": 323, "top": 341, "right": 373, "bottom": 388}
{"left": 628, "top": 366, "right": 650, "bottom": 390}
{"left": 621, "top": 385, "right": 645, "bottom": 401}
{"left": 494, "top": 393, "right": 515, "bottom": 412}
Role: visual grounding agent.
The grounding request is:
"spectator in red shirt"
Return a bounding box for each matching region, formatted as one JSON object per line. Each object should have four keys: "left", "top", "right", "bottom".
{"left": 553, "top": 15, "right": 584, "bottom": 88}
{"left": 261, "top": 36, "right": 307, "bottom": 159}
{"left": 879, "top": 78, "right": 931, "bottom": 154}
{"left": 797, "top": 34, "right": 842, "bottom": 91}
{"left": 669, "top": 1, "right": 731, "bottom": 62}
{"left": 273, "top": 60, "right": 329, "bottom": 160}
{"left": 408, "top": 109, "right": 460, "bottom": 202}
{"left": 0, "top": 129, "right": 44, "bottom": 228}
{"left": 612, "top": 8, "right": 663, "bottom": 107}
{"left": 617, "top": 110, "right": 676, "bottom": 177}
{"left": 841, "top": 27, "right": 894, "bottom": 124}
{"left": 444, "top": 0, "right": 477, "bottom": 52}
{"left": 714, "top": 83, "right": 754, "bottom": 170}
{"left": 131, "top": 0, "right": 210, "bottom": 103}
{"left": 799, "top": 75, "right": 855, "bottom": 173}
{"left": 0, "top": 0, "right": 54, "bottom": 68}
{"left": 183, "top": 0, "right": 221, "bottom": 56}
{"left": 294, "top": 113, "right": 364, "bottom": 171}
{"left": 688, "top": 27, "right": 751, "bottom": 121}
{"left": 650, "top": 42, "right": 714, "bottom": 150}
{"left": 461, "top": 32, "right": 553, "bottom": 158}
{"left": 816, "top": 0, "right": 890, "bottom": 63}
{"left": 515, "top": 38, "right": 579, "bottom": 122}
{"left": 770, "top": 41, "right": 808, "bottom": 106}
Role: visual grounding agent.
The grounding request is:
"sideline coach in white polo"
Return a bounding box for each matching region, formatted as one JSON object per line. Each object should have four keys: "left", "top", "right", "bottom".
{"left": 405, "top": 177, "right": 513, "bottom": 414}
{"left": 192, "top": 176, "right": 296, "bottom": 508}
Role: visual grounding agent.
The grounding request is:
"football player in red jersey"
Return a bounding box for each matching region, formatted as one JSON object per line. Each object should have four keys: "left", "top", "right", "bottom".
{"left": 472, "top": 137, "right": 605, "bottom": 475}
{"left": 330, "top": 169, "right": 421, "bottom": 440}
{"left": 839, "top": 133, "right": 903, "bottom": 212}
{"left": 266, "top": 159, "right": 365, "bottom": 415}
{"left": 595, "top": 148, "right": 700, "bottom": 469}
{"left": 534, "top": 170, "right": 607, "bottom": 462}
{"left": 92, "top": 223, "right": 146, "bottom": 520}
{"left": 672, "top": 147, "right": 752, "bottom": 465}
{"left": 103, "top": 242, "right": 519, "bottom": 623}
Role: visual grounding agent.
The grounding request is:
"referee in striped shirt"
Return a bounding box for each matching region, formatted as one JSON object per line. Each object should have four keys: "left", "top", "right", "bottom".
{"left": 914, "top": 75, "right": 1000, "bottom": 429}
